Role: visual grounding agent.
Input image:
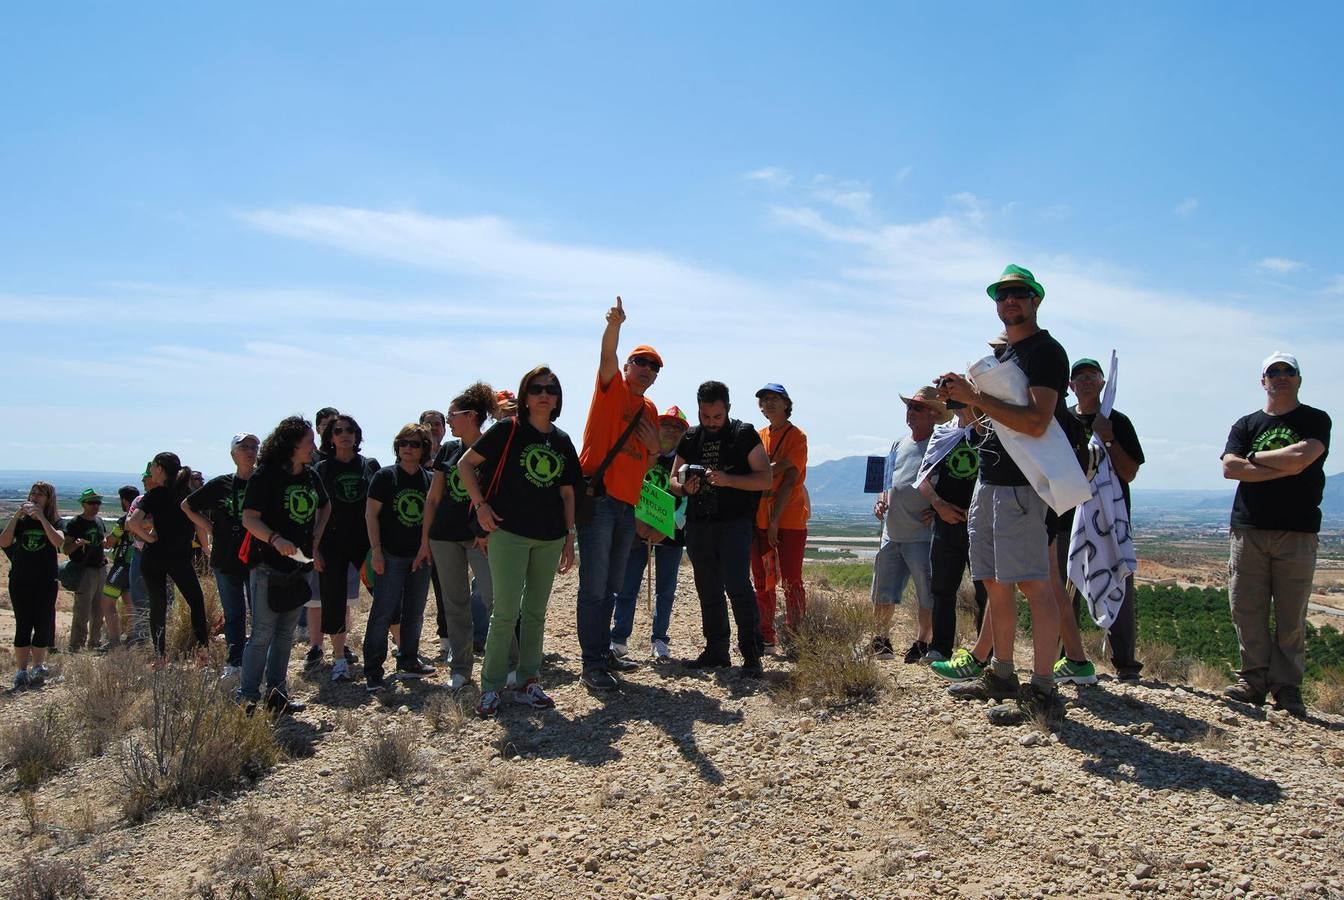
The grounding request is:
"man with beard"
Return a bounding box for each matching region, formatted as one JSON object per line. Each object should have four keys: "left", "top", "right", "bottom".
{"left": 670, "top": 381, "right": 773, "bottom": 677}
{"left": 937, "top": 264, "right": 1074, "bottom": 730}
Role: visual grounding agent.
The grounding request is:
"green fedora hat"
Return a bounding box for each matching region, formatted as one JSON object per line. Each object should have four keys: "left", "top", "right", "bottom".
{"left": 986, "top": 264, "right": 1046, "bottom": 302}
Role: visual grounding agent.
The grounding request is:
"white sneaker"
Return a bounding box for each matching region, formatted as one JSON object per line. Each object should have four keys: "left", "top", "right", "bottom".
{"left": 609, "top": 642, "right": 629, "bottom": 658}
{"left": 506, "top": 670, "right": 517, "bottom": 689}
{"left": 652, "top": 639, "right": 671, "bottom": 661}
{"left": 220, "top": 664, "right": 242, "bottom": 681}
{"left": 449, "top": 673, "right": 468, "bottom": 691}
{"left": 330, "top": 659, "right": 350, "bottom": 682}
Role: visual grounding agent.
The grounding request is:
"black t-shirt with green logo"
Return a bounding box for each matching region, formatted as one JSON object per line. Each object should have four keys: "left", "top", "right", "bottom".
{"left": 4, "top": 515, "right": 63, "bottom": 580}
{"left": 1223, "top": 404, "right": 1332, "bottom": 533}
{"left": 65, "top": 515, "right": 107, "bottom": 567}
{"left": 676, "top": 419, "right": 763, "bottom": 523}
{"left": 470, "top": 419, "right": 581, "bottom": 541}
{"left": 139, "top": 486, "right": 196, "bottom": 564}
{"left": 932, "top": 436, "right": 981, "bottom": 511}
{"left": 368, "top": 464, "right": 432, "bottom": 558}
{"left": 314, "top": 454, "right": 381, "bottom": 549}
{"left": 243, "top": 463, "right": 329, "bottom": 572}
{"left": 429, "top": 440, "right": 476, "bottom": 543}
{"left": 187, "top": 474, "right": 250, "bottom": 575}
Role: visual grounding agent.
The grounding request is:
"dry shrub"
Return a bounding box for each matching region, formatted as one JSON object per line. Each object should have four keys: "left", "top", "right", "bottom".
{"left": 2, "top": 706, "right": 74, "bottom": 788}
{"left": 423, "top": 693, "right": 467, "bottom": 733}
{"left": 1306, "top": 667, "right": 1344, "bottom": 715}
{"left": 62, "top": 648, "right": 151, "bottom": 756}
{"left": 787, "top": 594, "right": 885, "bottom": 705}
{"left": 1187, "top": 659, "right": 1231, "bottom": 691}
{"left": 7, "top": 854, "right": 90, "bottom": 900}
{"left": 195, "top": 863, "right": 310, "bottom": 900}
{"left": 167, "top": 577, "right": 225, "bottom": 660}
{"left": 1197, "top": 726, "right": 1231, "bottom": 752}
{"left": 343, "top": 726, "right": 421, "bottom": 790}
{"left": 117, "top": 669, "right": 278, "bottom": 821}
{"left": 1135, "top": 639, "right": 1194, "bottom": 683}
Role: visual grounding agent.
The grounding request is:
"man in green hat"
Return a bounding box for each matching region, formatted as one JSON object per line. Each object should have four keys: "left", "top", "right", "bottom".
{"left": 935, "top": 264, "right": 1078, "bottom": 730}
{"left": 63, "top": 488, "right": 111, "bottom": 650}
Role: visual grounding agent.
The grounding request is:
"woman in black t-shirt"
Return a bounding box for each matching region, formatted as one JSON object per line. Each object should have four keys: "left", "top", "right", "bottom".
{"left": 419, "top": 381, "right": 503, "bottom": 690}
{"left": 362, "top": 423, "right": 435, "bottom": 693}
{"left": 127, "top": 452, "right": 210, "bottom": 663}
{"left": 1, "top": 481, "right": 64, "bottom": 689}
{"left": 459, "top": 366, "right": 579, "bottom": 717}
{"left": 312, "top": 414, "right": 379, "bottom": 681}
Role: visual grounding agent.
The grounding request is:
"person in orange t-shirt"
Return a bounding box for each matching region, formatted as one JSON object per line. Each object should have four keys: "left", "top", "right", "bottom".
{"left": 575, "top": 296, "right": 662, "bottom": 691}
{"left": 749, "top": 384, "right": 810, "bottom": 650}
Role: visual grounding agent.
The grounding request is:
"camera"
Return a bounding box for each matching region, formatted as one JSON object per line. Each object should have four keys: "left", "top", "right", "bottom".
{"left": 937, "top": 376, "right": 966, "bottom": 410}
{"left": 680, "top": 464, "right": 708, "bottom": 482}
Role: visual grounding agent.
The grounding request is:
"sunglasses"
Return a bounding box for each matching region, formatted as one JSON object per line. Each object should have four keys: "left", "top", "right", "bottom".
{"left": 1265, "top": 366, "right": 1298, "bottom": 378}
{"left": 447, "top": 409, "right": 473, "bottom": 418}
{"left": 332, "top": 426, "right": 356, "bottom": 436}
{"left": 527, "top": 383, "right": 562, "bottom": 396}
{"left": 397, "top": 439, "right": 427, "bottom": 448}
{"left": 628, "top": 356, "right": 661, "bottom": 372}
{"left": 994, "top": 286, "right": 1036, "bottom": 302}
{"left": 83, "top": 500, "right": 102, "bottom": 506}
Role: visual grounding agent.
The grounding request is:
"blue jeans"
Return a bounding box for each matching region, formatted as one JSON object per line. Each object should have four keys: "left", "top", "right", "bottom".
{"left": 611, "top": 540, "right": 683, "bottom": 647}
{"left": 128, "top": 548, "right": 150, "bottom": 644}
{"left": 363, "top": 553, "right": 432, "bottom": 681}
{"left": 575, "top": 495, "right": 637, "bottom": 671}
{"left": 213, "top": 569, "right": 250, "bottom": 667}
{"left": 239, "top": 566, "right": 302, "bottom": 702}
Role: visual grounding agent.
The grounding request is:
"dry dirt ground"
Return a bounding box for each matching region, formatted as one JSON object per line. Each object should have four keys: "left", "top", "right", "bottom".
{"left": 1, "top": 556, "right": 1343, "bottom": 900}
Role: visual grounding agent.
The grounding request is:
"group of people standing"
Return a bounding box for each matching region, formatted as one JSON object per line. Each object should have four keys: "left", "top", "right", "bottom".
{"left": 4, "top": 266, "right": 1332, "bottom": 726}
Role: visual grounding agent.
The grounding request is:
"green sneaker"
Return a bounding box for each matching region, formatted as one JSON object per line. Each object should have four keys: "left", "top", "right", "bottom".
{"left": 931, "top": 648, "right": 986, "bottom": 683}
{"left": 1052, "top": 657, "right": 1097, "bottom": 685}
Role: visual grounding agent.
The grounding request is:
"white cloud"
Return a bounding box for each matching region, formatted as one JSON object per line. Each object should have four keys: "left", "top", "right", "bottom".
{"left": 808, "top": 175, "right": 873, "bottom": 218}
{"left": 741, "top": 167, "right": 792, "bottom": 187}
{"left": 1173, "top": 197, "right": 1199, "bottom": 217}
{"left": 1256, "top": 256, "right": 1305, "bottom": 273}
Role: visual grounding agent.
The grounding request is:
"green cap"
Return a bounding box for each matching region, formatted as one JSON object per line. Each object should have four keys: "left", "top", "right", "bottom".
{"left": 78, "top": 488, "right": 103, "bottom": 504}
{"left": 986, "top": 264, "right": 1045, "bottom": 302}
{"left": 141, "top": 464, "right": 152, "bottom": 479}
{"left": 1070, "top": 358, "right": 1103, "bottom": 377}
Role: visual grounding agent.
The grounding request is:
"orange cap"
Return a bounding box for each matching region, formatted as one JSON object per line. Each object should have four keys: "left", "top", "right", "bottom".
{"left": 626, "top": 345, "right": 664, "bottom": 368}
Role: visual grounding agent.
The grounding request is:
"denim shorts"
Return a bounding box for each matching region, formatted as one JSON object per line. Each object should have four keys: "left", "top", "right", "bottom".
{"left": 870, "top": 539, "right": 934, "bottom": 608}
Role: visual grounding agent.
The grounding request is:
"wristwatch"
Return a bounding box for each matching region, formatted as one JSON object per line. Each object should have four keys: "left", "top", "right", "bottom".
{"left": 1247, "top": 450, "right": 1258, "bottom": 465}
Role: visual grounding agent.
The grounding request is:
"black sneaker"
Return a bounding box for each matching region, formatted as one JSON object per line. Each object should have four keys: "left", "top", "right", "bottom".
{"left": 684, "top": 650, "right": 732, "bottom": 670}
{"left": 738, "top": 660, "right": 765, "bottom": 679}
{"left": 303, "top": 645, "right": 323, "bottom": 673}
{"left": 948, "top": 667, "right": 1020, "bottom": 701}
{"left": 265, "top": 688, "right": 306, "bottom": 716}
{"left": 869, "top": 636, "right": 895, "bottom": 660}
{"left": 903, "top": 641, "right": 929, "bottom": 664}
{"left": 343, "top": 646, "right": 359, "bottom": 665}
{"left": 1273, "top": 685, "right": 1307, "bottom": 717}
{"left": 607, "top": 650, "right": 641, "bottom": 673}
{"left": 366, "top": 676, "right": 386, "bottom": 695}
{"left": 396, "top": 658, "right": 437, "bottom": 679}
{"left": 581, "top": 668, "right": 619, "bottom": 691}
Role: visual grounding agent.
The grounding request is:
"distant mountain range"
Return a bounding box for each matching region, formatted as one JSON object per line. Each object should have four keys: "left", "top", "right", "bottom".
{"left": 805, "top": 456, "right": 1344, "bottom": 523}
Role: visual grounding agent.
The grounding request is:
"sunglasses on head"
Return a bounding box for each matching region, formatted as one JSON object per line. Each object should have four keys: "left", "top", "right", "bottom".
{"left": 527, "top": 383, "right": 561, "bottom": 396}
{"left": 447, "top": 409, "right": 473, "bottom": 418}
{"left": 1265, "top": 366, "right": 1298, "bottom": 377}
{"left": 397, "top": 439, "right": 427, "bottom": 448}
{"left": 994, "top": 286, "right": 1036, "bottom": 302}
{"left": 628, "top": 356, "right": 661, "bottom": 372}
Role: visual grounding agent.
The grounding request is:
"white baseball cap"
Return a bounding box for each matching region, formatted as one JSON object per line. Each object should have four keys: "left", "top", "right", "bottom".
{"left": 1261, "top": 352, "right": 1299, "bottom": 375}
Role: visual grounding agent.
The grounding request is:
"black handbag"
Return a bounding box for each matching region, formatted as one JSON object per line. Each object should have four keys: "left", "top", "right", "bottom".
{"left": 576, "top": 408, "right": 646, "bottom": 526}
{"left": 469, "top": 420, "right": 518, "bottom": 539}
{"left": 266, "top": 564, "right": 313, "bottom": 614}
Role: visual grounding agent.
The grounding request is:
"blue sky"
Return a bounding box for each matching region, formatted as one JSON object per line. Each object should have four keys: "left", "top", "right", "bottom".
{"left": 2, "top": 3, "right": 1340, "bottom": 489}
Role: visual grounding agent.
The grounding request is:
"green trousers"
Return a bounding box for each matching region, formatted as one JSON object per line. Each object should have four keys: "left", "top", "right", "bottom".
{"left": 481, "top": 528, "right": 564, "bottom": 693}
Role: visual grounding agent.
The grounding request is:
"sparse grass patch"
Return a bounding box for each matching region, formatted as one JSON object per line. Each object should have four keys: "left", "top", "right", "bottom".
{"left": 785, "top": 594, "right": 886, "bottom": 706}
{"left": 7, "top": 853, "right": 90, "bottom": 900}
{"left": 1197, "top": 725, "right": 1232, "bottom": 752}
{"left": 2, "top": 706, "right": 74, "bottom": 788}
{"left": 1306, "top": 666, "right": 1344, "bottom": 715}
{"left": 1188, "top": 659, "right": 1231, "bottom": 691}
{"left": 1135, "top": 639, "right": 1194, "bottom": 683}
{"left": 62, "top": 648, "right": 151, "bottom": 756}
{"left": 423, "top": 693, "right": 467, "bottom": 733}
{"left": 343, "top": 726, "right": 421, "bottom": 790}
{"left": 117, "top": 669, "right": 278, "bottom": 821}
{"left": 802, "top": 561, "right": 873, "bottom": 594}
{"left": 195, "top": 863, "right": 310, "bottom": 900}
{"left": 167, "top": 578, "right": 225, "bottom": 661}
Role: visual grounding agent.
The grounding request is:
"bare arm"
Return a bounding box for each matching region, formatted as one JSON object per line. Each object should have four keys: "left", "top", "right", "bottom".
{"left": 598, "top": 296, "right": 625, "bottom": 388}
{"left": 421, "top": 469, "right": 446, "bottom": 548}
{"left": 1250, "top": 439, "right": 1327, "bottom": 476}
{"left": 939, "top": 374, "right": 1057, "bottom": 438}
{"left": 557, "top": 485, "right": 576, "bottom": 573}
{"left": 181, "top": 498, "right": 213, "bottom": 550}
{"left": 707, "top": 443, "right": 774, "bottom": 492}
{"left": 126, "top": 507, "right": 156, "bottom": 543}
{"left": 1221, "top": 454, "right": 1292, "bottom": 483}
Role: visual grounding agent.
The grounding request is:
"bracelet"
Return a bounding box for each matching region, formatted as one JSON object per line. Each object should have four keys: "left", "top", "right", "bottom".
{"left": 266, "top": 532, "right": 278, "bottom": 545}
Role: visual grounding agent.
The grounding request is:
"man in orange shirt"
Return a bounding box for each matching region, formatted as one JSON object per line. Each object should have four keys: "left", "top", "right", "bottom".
{"left": 576, "top": 296, "right": 661, "bottom": 691}
{"left": 749, "top": 384, "right": 810, "bottom": 653}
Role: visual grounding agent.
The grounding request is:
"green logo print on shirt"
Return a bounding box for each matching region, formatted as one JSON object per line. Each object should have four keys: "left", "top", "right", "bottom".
{"left": 18, "top": 529, "right": 47, "bottom": 552}
{"left": 283, "top": 485, "right": 319, "bottom": 525}
{"left": 393, "top": 489, "right": 425, "bottom": 528}
{"left": 334, "top": 472, "right": 366, "bottom": 503}
{"left": 644, "top": 465, "right": 670, "bottom": 492}
{"left": 521, "top": 444, "right": 565, "bottom": 488}
{"left": 445, "top": 466, "right": 469, "bottom": 503}
{"left": 945, "top": 445, "right": 980, "bottom": 480}
{"left": 1252, "top": 426, "right": 1301, "bottom": 453}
